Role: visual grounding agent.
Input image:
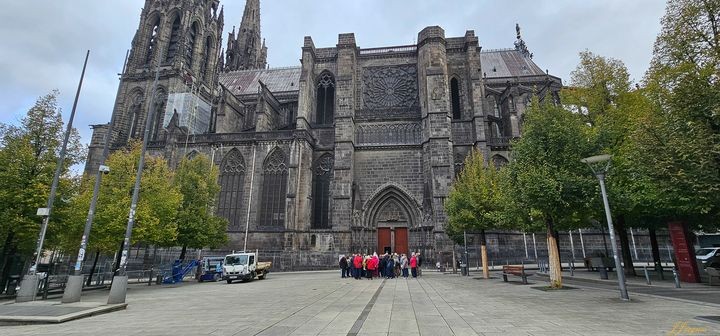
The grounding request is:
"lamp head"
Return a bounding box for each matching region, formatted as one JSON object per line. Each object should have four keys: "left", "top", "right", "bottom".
{"left": 581, "top": 154, "right": 612, "bottom": 175}
{"left": 581, "top": 154, "right": 612, "bottom": 164}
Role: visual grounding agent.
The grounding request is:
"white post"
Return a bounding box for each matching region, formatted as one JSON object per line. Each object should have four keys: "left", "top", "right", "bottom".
{"left": 532, "top": 233, "right": 538, "bottom": 261}
{"left": 630, "top": 228, "right": 639, "bottom": 260}
{"left": 579, "top": 229, "right": 586, "bottom": 258}
{"left": 598, "top": 174, "right": 629, "bottom": 301}
{"left": 523, "top": 232, "right": 529, "bottom": 259}
{"left": 569, "top": 230, "right": 576, "bottom": 263}
{"left": 244, "top": 145, "right": 258, "bottom": 252}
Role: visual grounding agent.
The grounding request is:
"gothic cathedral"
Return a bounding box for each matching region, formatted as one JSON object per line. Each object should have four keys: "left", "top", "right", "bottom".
{"left": 86, "top": 0, "right": 562, "bottom": 269}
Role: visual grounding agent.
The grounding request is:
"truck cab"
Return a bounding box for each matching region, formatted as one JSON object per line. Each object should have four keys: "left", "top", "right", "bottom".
{"left": 222, "top": 252, "right": 270, "bottom": 283}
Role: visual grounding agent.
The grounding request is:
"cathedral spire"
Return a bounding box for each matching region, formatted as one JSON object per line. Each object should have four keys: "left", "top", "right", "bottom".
{"left": 514, "top": 23, "right": 533, "bottom": 59}
{"left": 224, "top": 0, "right": 267, "bottom": 71}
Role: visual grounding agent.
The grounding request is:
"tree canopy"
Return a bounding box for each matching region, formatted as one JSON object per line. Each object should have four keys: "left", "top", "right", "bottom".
{"left": 0, "top": 91, "right": 83, "bottom": 255}
{"left": 173, "top": 154, "right": 228, "bottom": 259}
{"left": 61, "top": 142, "right": 181, "bottom": 254}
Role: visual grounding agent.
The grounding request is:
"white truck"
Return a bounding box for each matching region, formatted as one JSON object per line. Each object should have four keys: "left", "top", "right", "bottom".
{"left": 222, "top": 251, "right": 271, "bottom": 283}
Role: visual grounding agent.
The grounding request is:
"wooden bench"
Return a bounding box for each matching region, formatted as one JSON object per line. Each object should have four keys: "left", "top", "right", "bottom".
{"left": 502, "top": 265, "right": 532, "bottom": 284}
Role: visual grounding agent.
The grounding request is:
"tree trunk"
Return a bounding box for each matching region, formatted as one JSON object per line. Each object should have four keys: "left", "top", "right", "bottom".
{"left": 179, "top": 245, "right": 187, "bottom": 261}
{"left": 649, "top": 227, "right": 664, "bottom": 279}
{"left": 554, "top": 230, "right": 563, "bottom": 271}
{"left": 480, "top": 230, "right": 489, "bottom": 279}
{"left": 614, "top": 215, "right": 636, "bottom": 276}
{"left": 113, "top": 240, "right": 124, "bottom": 276}
{"left": 0, "top": 231, "right": 15, "bottom": 294}
{"left": 600, "top": 225, "right": 610, "bottom": 256}
{"left": 85, "top": 250, "right": 100, "bottom": 287}
{"left": 546, "top": 216, "right": 562, "bottom": 288}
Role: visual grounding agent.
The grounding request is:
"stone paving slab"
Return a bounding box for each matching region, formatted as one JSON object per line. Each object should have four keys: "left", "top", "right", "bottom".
{"left": 0, "top": 272, "right": 717, "bottom": 335}
{"left": 0, "top": 300, "right": 127, "bottom": 325}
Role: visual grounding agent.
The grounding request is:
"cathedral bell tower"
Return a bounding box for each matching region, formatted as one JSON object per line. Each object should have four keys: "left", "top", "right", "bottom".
{"left": 85, "top": 0, "right": 224, "bottom": 175}
{"left": 224, "top": 0, "right": 267, "bottom": 71}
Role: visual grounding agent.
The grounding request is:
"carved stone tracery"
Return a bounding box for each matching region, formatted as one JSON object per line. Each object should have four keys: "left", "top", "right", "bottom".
{"left": 221, "top": 149, "right": 246, "bottom": 174}
{"left": 314, "top": 154, "right": 334, "bottom": 176}
{"left": 362, "top": 65, "right": 419, "bottom": 109}
{"left": 264, "top": 148, "right": 287, "bottom": 174}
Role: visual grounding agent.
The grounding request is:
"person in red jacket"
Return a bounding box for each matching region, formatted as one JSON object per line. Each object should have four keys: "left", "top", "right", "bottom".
{"left": 371, "top": 253, "right": 380, "bottom": 278}
{"left": 410, "top": 253, "right": 418, "bottom": 278}
{"left": 353, "top": 253, "right": 363, "bottom": 279}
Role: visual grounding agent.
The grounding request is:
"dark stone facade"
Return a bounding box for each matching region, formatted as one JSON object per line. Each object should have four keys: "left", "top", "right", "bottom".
{"left": 86, "top": 0, "right": 566, "bottom": 267}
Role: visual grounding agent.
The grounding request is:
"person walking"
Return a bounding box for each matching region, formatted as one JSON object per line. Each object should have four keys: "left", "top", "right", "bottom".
{"left": 339, "top": 255, "right": 348, "bottom": 278}
{"left": 401, "top": 254, "right": 409, "bottom": 278}
{"left": 410, "top": 253, "right": 418, "bottom": 278}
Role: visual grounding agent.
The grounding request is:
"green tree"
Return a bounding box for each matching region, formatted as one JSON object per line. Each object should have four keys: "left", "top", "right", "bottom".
{"left": 507, "top": 99, "right": 597, "bottom": 288}
{"left": 445, "top": 149, "right": 516, "bottom": 278}
{"left": 173, "top": 154, "right": 228, "bottom": 260}
{"left": 563, "top": 51, "right": 649, "bottom": 276}
{"left": 624, "top": 0, "right": 720, "bottom": 231}
{"left": 0, "top": 91, "right": 83, "bottom": 288}
{"left": 60, "top": 142, "right": 181, "bottom": 260}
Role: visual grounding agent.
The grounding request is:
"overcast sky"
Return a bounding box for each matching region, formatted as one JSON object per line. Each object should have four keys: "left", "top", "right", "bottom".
{"left": 0, "top": 0, "right": 667, "bottom": 150}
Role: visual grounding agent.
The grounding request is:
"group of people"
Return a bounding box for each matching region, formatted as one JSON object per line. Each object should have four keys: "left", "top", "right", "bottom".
{"left": 338, "top": 252, "right": 422, "bottom": 280}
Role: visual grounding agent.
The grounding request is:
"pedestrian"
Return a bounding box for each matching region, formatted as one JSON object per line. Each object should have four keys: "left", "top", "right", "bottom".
{"left": 393, "top": 253, "right": 401, "bottom": 277}
{"left": 410, "top": 253, "right": 418, "bottom": 278}
{"left": 364, "top": 255, "right": 373, "bottom": 279}
{"left": 353, "top": 253, "right": 363, "bottom": 279}
{"left": 416, "top": 252, "right": 422, "bottom": 277}
{"left": 371, "top": 253, "right": 379, "bottom": 278}
{"left": 349, "top": 254, "right": 355, "bottom": 278}
{"left": 386, "top": 255, "right": 395, "bottom": 279}
{"left": 379, "top": 254, "right": 387, "bottom": 278}
{"left": 401, "top": 254, "right": 409, "bottom": 278}
{"left": 339, "top": 254, "right": 348, "bottom": 278}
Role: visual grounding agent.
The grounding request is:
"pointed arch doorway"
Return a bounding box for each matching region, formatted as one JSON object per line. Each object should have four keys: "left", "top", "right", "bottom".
{"left": 366, "top": 186, "right": 419, "bottom": 255}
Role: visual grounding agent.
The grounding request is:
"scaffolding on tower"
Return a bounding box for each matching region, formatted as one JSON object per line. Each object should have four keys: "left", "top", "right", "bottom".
{"left": 163, "top": 71, "right": 212, "bottom": 153}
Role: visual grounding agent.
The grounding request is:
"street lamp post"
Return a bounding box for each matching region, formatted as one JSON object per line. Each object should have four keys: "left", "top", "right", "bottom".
{"left": 581, "top": 154, "right": 629, "bottom": 301}
{"left": 16, "top": 50, "right": 90, "bottom": 303}
{"left": 62, "top": 50, "right": 129, "bottom": 304}
{"left": 107, "top": 48, "right": 162, "bottom": 305}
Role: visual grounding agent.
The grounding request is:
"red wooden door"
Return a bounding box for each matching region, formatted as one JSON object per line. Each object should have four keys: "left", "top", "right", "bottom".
{"left": 395, "top": 227, "right": 408, "bottom": 255}
{"left": 378, "top": 228, "right": 391, "bottom": 254}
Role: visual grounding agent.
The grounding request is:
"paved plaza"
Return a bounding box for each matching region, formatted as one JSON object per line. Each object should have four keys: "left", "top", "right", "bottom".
{"left": 2, "top": 271, "right": 719, "bottom": 335}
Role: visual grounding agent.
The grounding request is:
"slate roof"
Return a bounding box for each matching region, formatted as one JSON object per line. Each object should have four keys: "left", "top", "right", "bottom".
{"left": 481, "top": 49, "right": 545, "bottom": 78}
{"left": 219, "top": 66, "right": 301, "bottom": 96}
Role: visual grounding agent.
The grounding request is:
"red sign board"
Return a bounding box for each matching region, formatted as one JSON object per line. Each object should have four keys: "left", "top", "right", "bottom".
{"left": 668, "top": 222, "right": 700, "bottom": 283}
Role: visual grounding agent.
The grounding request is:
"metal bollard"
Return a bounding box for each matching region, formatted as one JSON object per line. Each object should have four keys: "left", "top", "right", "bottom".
{"left": 672, "top": 267, "right": 681, "bottom": 288}
{"left": 599, "top": 267, "right": 609, "bottom": 280}
{"left": 643, "top": 266, "right": 651, "bottom": 285}
{"left": 148, "top": 268, "right": 154, "bottom": 286}
{"left": 570, "top": 260, "right": 574, "bottom": 277}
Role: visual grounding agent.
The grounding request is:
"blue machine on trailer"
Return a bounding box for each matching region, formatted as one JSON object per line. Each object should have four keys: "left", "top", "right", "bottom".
{"left": 199, "top": 256, "right": 225, "bottom": 282}
{"left": 163, "top": 259, "right": 199, "bottom": 284}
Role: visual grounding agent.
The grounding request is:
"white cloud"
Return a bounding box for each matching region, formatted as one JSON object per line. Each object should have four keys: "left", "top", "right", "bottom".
{"left": 0, "top": 0, "right": 667, "bottom": 149}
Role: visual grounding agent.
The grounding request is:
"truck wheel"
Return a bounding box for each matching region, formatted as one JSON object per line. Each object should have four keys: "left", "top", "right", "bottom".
{"left": 258, "top": 272, "right": 266, "bottom": 280}
{"left": 213, "top": 274, "right": 220, "bottom": 282}
{"left": 251, "top": 271, "right": 256, "bottom": 281}
{"left": 226, "top": 279, "right": 232, "bottom": 284}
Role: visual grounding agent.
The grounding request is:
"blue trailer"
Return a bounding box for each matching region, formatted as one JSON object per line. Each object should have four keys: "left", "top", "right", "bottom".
{"left": 199, "top": 256, "right": 225, "bottom": 282}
